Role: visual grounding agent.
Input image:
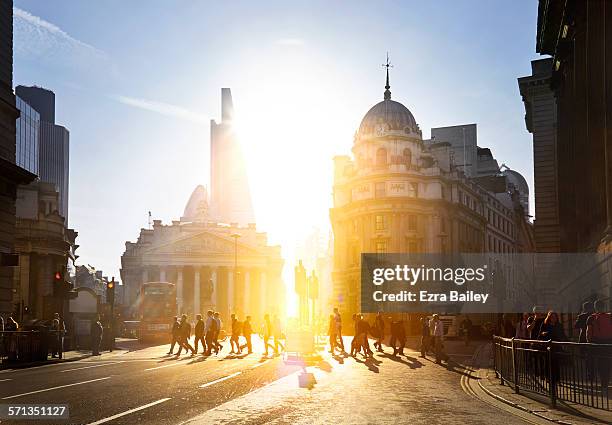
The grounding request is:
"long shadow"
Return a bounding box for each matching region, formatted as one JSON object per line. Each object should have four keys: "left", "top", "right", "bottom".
{"left": 354, "top": 356, "right": 380, "bottom": 373}
{"left": 380, "top": 353, "right": 423, "bottom": 369}
{"left": 331, "top": 353, "right": 344, "bottom": 364}
{"left": 316, "top": 360, "right": 333, "bottom": 373}
{"left": 187, "top": 356, "right": 209, "bottom": 365}
{"left": 420, "top": 356, "right": 479, "bottom": 379}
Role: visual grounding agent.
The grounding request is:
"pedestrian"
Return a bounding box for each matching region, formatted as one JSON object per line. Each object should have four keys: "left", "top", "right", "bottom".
{"left": 230, "top": 313, "right": 241, "bottom": 354}
{"left": 176, "top": 314, "right": 195, "bottom": 356}
{"left": 213, "top": 312, "right": 223, "bottom": 353}
{"left": 6, "top": 316, "right": 18, "bottom": 361}
{"left": 586, "top": 299, "right": 611, "bottom": 396}
{"left": 574, "top": 301, "right": 594, "bottom": 343}
{"left": 333, "top": 308, "right": 345, "bottom": 352}
{"left": 389, "top": 319, "right": 405, "bottom": 356}
{"left": 263, "top": 314, "right": 275, "bottom": 357}
{"left": 515, "top": 313, "right": 530, "bottom": 339}
{"left": 204, "top": 310, "right": 215, "bottom": 355}
{"left": 420, "top": 316, "right": 430, "bottom": 358}
{"left": 240, "top": 315, "right": 253, "bottom": 354}
{"left": 538, "top": 311, "right": 566, "bottom": 341}
{"left": 431, "top": 314, "right": 445, "bottom": 364}
{"left": 350, "top": 313, "right": 359, "bottom": 357}
{"left": 373, "top": 312, "right": 385, "bottom": 352}
{"left": 91, "top": 315, "right": 103, "bottom": 356}
{"left": 357, "top": 314, "right": 372, "bottom": 357}
{"left": 328, "top": 314, "right": 337, "bottom": 354}
{"left": 527, "top": 306, "right": 546, "bottom": 340}
{"left": 51, "top": 312, "right": 65, "bottom": 359}
{"left": 459, "top": 315, "right": 472, "bottom": 346}
{"left": 194, "top": 314, "right": 205, "bottom": 354}
{"left": 167, "top": 316, "right": 180, "bottom": 354}
{"left": 273, "top": 314, "right": 285, "bottom": 354}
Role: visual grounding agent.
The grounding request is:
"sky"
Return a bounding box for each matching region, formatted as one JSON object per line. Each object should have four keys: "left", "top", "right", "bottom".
{"left": 13, "top": 1, "right": 542, "bottom": 293}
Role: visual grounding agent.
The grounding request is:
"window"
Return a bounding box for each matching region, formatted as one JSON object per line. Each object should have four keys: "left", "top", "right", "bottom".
{"left": 408, "top": 182, "right": 418, "bottom": 197}
{"left": 402, "top": 148, "right": 412, "bottom": 169}
{"left": 376, "top": 148, "right": 387, "bottom": 168}
{"left": 375, "top": 214, "right": 386, "bottom": 231}
{"left": 408, "top": 215, "right": 417, "bottom": 231}
{"left": 375, "top": 182, "right": 385, "bottom": 198}
{"left": 376, "top": 241, "right": 387, "bottom": 254}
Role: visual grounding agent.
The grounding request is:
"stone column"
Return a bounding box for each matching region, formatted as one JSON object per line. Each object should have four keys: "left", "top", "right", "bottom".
{"left": 176, "top": 267, "right": 184, "bottom": 314}
{"left": 243, "top": 269, "right": 250, "bottom": 316}
{"left": 260, "top": 271, "right": 267, "bottom": 316}
{"left": 194, "top": 268, "right": 201, "bottom": 315}
{"left": 227, "top": 269, "right": 234, "bottom": 314}
{"left": 210, "top": 267, "right": 218, "bottom": 309}
{"left": 159, "top": 267, "right": 167, "bottom": 282}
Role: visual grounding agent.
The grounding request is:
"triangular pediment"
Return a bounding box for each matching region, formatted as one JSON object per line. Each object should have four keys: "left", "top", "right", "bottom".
{"left": 145, "top": 231, "right": 261, "bottom": 257}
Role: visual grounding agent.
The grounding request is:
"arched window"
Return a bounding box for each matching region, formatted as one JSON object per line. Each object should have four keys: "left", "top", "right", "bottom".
{"left": 403, "top": 148, "right": 412, "bottom": 169}
{"left": 376, "top": 148, "right": 387, "bottom": 168}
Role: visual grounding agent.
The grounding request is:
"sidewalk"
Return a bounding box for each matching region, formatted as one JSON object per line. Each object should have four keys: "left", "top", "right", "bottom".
{"left": 474, "top": 344, "right": 612, "bottom": 425}
{"left": 0, "top": 345, "right": 129, "bottom": 370}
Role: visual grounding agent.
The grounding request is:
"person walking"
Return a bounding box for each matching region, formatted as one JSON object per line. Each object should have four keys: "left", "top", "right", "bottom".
{"left": 230, "top": 313, "right": 241, "bottom": 354}
{"left": 350, "top": 313, "right": 360, "bottom": 357}
{"left": 431, "top": 314, "right": 445, "bottom": 364}
{"left": 459, "top": 316, "right": 472, "bottom": 347}
{"left": 515, "top": 313, "right": 530, "bottom": 339}
{"left": 263, "top": 314, "right": 275, "bottom": 357}
{"left": 574, "top": 301, "right": 594, "bottom": 343}
{"left": 193, "top": 314, "right": 205, "bottom": 354}
{"left": 538, "top": 311, "right": 566, "bottom": 341}
{"left": 328, "top": 314, "right": 337, "bottom": 354}
{"left": 420, "top": 316, "right": 430, "bottom": 358}
{"left": 176, "top": 314, "right": 195, "bottom": 356}
{"left": 586, "top": 299, "right": 612, "bottom": 396}
{"left": 167, "top": 316, "right": 180, "bottom": 354}
{"left": 51, "top": 312, "right": 65, "bottom": 358}
{"left": 204, "top": 310, "right": 215, "bottom": 356}
{"left": 373, "top": 312, "right": 385, "bottom": 352}
{"left": 91, "top": 315, "right": 103, "bottom": 356}
{"left": 357, "top": 314, "right": 372, "bottom": 357}
{"left": 213, "top": 312, "right": 223, "bottom": 353}
{"left": 273, "top": 314, "right": 285, "bottom": 354}
{"left": 333, "top": 308, "right": 345, "bottom": 352}
{"left": 240, "top": 315, "right": 253, "bottom": 354}
{"left": 389, "top": 319, "right": 406, "bottom": 356}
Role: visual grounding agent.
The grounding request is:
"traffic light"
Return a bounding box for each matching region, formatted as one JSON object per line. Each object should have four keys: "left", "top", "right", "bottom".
{"left": 308, "top": 272, "right": 319, "bottom": 300}
{"left": 53, "top": 270, "right": 64, "bottom": 297}
{"left": 106, "top": 279, "right": 115, "bottom": 306}
{"left": 294, "top": 260, "right": 307, "bottom": 296}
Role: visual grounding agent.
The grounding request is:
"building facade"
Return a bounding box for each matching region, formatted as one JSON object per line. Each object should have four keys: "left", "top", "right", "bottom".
{"left": 0, "top": 1, "right": 36, "bottom": 316}
{"left": 15, "top": 95, "right": 40, "bottom": 176}
{"left": 330, "top": 71, "right": 533, "bottom": 325}
{"left": 15, "top": 86, "right": 70, "bottom": 224}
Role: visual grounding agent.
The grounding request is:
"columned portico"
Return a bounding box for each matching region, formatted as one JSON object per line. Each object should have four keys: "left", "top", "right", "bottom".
{"left": 193, "top": 267, "right": 201, "bottom": 315}
{"left": 227, "top": 269, "right": 234, "bottom": 314}
{"left": 243, "top": 269, "right": 250, "bottom": 316}
{"left": 176, "top": 267, "right": 184, "bottom": 314}
{"left": 210, "top": 267, "right": 218, "bottom": 309}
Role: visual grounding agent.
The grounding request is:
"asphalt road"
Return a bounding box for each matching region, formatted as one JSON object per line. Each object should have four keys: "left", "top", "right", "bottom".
{"left": 0, "top": 337, "right": 301, "bottom": 425}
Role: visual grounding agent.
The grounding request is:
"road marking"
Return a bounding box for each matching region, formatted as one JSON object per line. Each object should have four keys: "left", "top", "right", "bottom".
{"left": 199, "top": 371, "right": 242, "bottom": 388}
{"left": 2, "top": 376, "right": 111, "bottom": 400}
{"left": 87, "top": 397, "right": 171, "bottom": 425}
{"left": 144, "top": 362, "right": 185, "bottom": 371}
{"left": 251, "top": 359, "right": 270, "bottom": 369}
{"left": 0, "top": 379, "right": 12, "bottom": 382}
{"left": 61, "top": 361, "right": 124, "bottom": 373}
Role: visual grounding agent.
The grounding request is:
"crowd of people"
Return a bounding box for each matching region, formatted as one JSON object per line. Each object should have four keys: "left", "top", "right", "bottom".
{"left": 167, "top": 311, "right": 285, "bottom": 358}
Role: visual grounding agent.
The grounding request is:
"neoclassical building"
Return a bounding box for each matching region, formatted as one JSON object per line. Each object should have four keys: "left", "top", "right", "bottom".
{"left": 120, "top": 188, "right": 283, "bottom": 322}
{"left": 330, "top": 69, "right": 533, "bottom": 324}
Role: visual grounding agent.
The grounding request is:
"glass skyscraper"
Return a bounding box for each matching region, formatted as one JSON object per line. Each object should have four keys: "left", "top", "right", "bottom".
{"left": 15, "top": 95, "right": 40, "bottom": 176}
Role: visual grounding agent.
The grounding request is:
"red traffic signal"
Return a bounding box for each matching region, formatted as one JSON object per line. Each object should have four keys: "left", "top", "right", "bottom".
{"left": 54, "top": 271, "right": 62, "bottom": 281}
{"left": 107, "top": 281, "right": 115, "bottom": 289}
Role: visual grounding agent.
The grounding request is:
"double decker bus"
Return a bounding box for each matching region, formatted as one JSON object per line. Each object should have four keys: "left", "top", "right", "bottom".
{"left": 138, "top": 282, "right": 177, "bottom": 342}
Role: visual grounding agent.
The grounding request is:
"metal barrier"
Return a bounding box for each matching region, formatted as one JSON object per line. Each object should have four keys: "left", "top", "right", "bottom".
{"left": 0, "top": 331, "right": 64, "bottom": 364}
{"left": 493, "top": 336, "right": 611, "bottom": 411}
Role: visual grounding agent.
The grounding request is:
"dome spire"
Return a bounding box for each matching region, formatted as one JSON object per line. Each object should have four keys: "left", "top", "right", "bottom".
{"left": 382, "top": 52, "right": 392, "bottom": 100}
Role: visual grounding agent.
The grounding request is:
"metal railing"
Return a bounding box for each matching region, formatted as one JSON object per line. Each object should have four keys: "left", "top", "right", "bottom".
{"left": 0, "top": 330, "right": 64, "bottom": 364}
{"left": 493, "top": 336, "right": 611, "bottom": 411}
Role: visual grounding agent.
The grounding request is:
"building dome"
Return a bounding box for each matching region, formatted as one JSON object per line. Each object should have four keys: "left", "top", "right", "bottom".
{"left": 358, "top": 99, "right": 419, "bottom": 135}
{"left": 182, "top": 185, "right": 209, "bottom": 221}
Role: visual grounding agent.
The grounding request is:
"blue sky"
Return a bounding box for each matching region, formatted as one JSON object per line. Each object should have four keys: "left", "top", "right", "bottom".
{"left": 13, "top": 0, "right": 542, "bottom": 281}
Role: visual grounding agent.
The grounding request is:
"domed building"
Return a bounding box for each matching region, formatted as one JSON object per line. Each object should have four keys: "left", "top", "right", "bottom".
{"left": 330, "top": 68, "right": 534, "bottom": 327}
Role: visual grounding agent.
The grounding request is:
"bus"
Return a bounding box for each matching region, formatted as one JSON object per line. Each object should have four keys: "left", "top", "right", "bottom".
{"left": 138, "top": 282, "right": 177, "bottom": 342}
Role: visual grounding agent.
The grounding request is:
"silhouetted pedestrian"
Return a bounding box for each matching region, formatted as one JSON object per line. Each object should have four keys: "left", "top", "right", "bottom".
{"left": 167, "top": 316, "right": 180, "bottom": 354}
{"left": 176, "top": 314, "right": 195, "bottom": 356}
{"left": 213, "top": 312, "right": 223, "bottom": 353}
{"left": 333, "top": 307, "right": 345, "bottom": 352}
{"left": 420, "top": 316, "right": 430, "bottom": 358}
{"left": 230, "top": 313, "right": 241, "bottom": 354}
{"left": 431, "top": 314, "right": 445, "bottom": 364}
{"left": 389, "top": 319, "right": 405, "bottom": 356}
{"left": 240, "top": 315, "right": 253, "bottom": 354}
{"left": 194, "top": 314, "right": 205, "bottom": 354}
{"left": 273, "top": 314, "right": 285, "bottom": 354}
{"left": 51, "top": 312, "right": 65, "bottom": 358}
{"left": 204, "top": 310, "right": 215, "bottom": 355}
{"left": 91, "top": 315, "right": 103, "bottom": 356}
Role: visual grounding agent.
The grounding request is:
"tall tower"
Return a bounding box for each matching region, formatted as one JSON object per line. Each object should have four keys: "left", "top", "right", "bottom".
{"left": 209, "top": 88, "right": 255, "bottom": 225}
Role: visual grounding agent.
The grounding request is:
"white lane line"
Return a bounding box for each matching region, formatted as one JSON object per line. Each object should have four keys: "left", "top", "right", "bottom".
{"left": 251, "top": 359, "right": 270, "bottom": 369}
{"left": 144, "top": 362, "right": 185, "bottom": 372}
{"left": 199, "top": 371, "right": 242, "bottom": 388}
{"left": 87, "top": 397, "right": 171, "bottom": 425}
{"left": 1, "top": 376, "right": 111, "bottom": 400}
{"left": 61, "top": 361, "right": 124, "bottom": 373}
{"left": 0, "top": 378, "right": 12, "bottom": 382}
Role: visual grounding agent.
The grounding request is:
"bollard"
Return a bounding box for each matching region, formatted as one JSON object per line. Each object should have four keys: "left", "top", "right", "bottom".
{"left": 547, "top": 341, "right": 556, "bottom": 408}
{"left": 511, "top": 338, "right": 519, "bottom": 394}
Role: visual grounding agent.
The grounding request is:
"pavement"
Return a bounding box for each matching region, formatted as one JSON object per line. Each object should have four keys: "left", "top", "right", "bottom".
{"left": 0, "top": 336, "right": 608, "bottom": 424}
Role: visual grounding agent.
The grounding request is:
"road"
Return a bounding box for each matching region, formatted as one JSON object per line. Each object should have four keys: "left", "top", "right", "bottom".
{"left": 0, "top": 338, "right": 540, "bottom": 424}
